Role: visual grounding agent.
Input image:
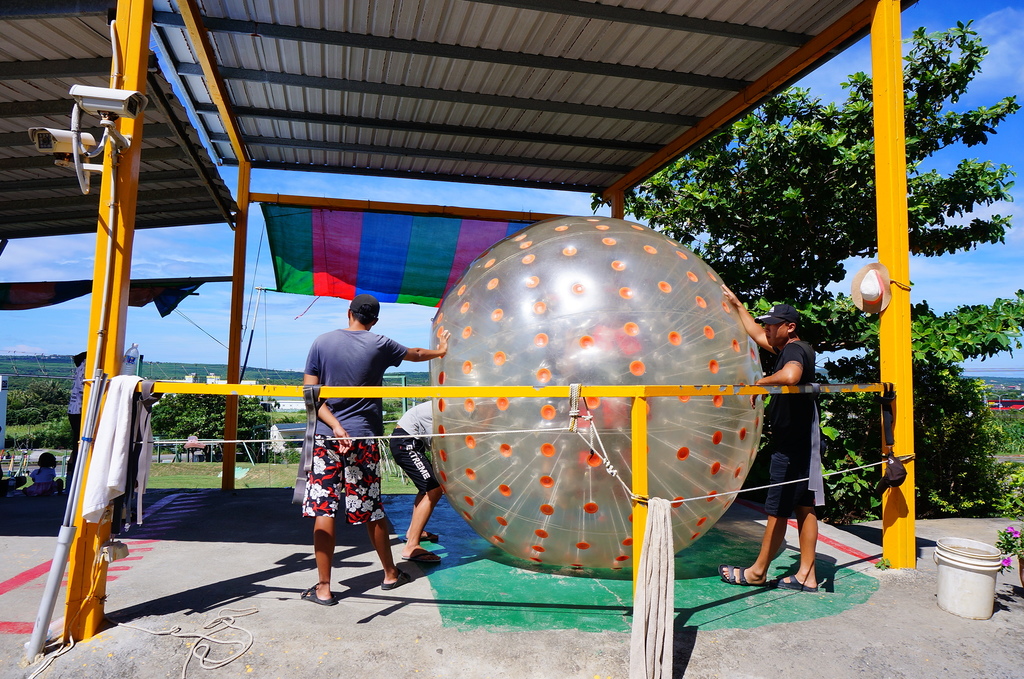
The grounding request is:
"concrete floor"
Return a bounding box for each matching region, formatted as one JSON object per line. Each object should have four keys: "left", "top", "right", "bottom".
{"left": 1, "top": 487, "right": 1021, "bottom": 678}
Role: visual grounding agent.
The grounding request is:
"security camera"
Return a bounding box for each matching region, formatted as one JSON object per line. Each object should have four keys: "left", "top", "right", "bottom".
{"left": 69, "top": 84, "right": 148, "bottom": 119}
{"left": 27, "top": 127, "right": 97, "bottom": 155}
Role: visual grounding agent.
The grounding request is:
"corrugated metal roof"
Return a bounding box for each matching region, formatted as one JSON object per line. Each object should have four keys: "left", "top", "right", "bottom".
{"left": 149, "top": 0, "right": 885, "bottom": 194}
{"left": 0, "top": 5, "right": 236, "bottom": 241}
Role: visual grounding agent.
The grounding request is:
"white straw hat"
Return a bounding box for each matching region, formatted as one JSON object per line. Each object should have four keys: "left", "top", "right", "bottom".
{"left": 851, "top": 262, "right": 892, "bottom": 313}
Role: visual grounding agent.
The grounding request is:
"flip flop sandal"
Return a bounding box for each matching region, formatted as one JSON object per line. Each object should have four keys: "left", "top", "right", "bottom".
{"left": 718, "top": 564, "right": 764, "bottom": 587}
{"left": 301, "top": 585, "right": 339, "bottom": 606}
{"left": 402, "top": 550, "right": 441, "bottom": 564}
{"left": 421, "top": 532, "right": 440, "bottom": 543}
{"left": 381, "top": 570, "right": 412, "bottom": 591}
{"left": 772, "top": 576, "right": 820, "bottom": 593}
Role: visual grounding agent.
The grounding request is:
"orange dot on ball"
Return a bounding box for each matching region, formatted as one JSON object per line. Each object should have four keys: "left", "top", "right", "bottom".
{"left": 712, "top": 431, "right": 723, "bottom": 444}
{"left": 611, "top": 260, "right": 626, "bottom": 271}
{"left": 499, "top": 444, "right": 512, "bottom": 457}
{"left": 624, "top": 322, "right": 639, "bottom": 336}
{"left": 562, "top": 246, "right": 577, "bottom": 256}
{"left": 540, "top": 476, "right": 554, "bottom": 488}
{"left": 709, "top": 360, "right": 720, "bottom": 373}
{"left": 533, "top": 301, "right": 547, "bottom": 314}
{"left": 602, "top": 237, "right": 616, "bottom": 246}
{"left": 522, "top": 254, "right": 535, "bottom": 264}
{"left": 677, "top": 447, "right": 690, "bottom": 460}
{"left": 668, "top": 331, "right": 681, "bottom": 345}
{"left": 493, "top": 351, "right": 506, "bottom": 365}
{"left": 696, "top": 296, "right": 707, "bottom": 308}
{"left": 540, "top": 443, "right": 556, "bottom": 457}
{"left": 464, "top": 496, "right": 475, "bottom": 506}
{"left": 644, "top": 245, "right": 657, "bottom": 254}
{"left": 484, "top": 258, "right": 496, "bottom": 267}
{"left": 540, "top": 404, "right": 556, "bottom": 419}
{"left": 464, "top": 399, "right": 475, "bottom": 412}
{"left": 499, "top": 484, "right": 512, "bottom": 496}
{"left": 465, "top": 467, "right": 476, "bottom": 479}
{"left": 619, "top": 287, "right": 633, "bottom": 299}
{"left": 659, "top": 281, "right": 672, "bottom": 293}
{"left": 487, "top": 278, "right": 499, "bottom": 290}
{"left": 496, "top": 516, "right": 508, "bottom": 526}
{"left": 711, "top": 461, "right": 722, "bottom": 475}
{"left": 630, "top": 361, "right": 645, "bottom": 376}
{"left": 535, "top": 529, "right": 549, "bottom": 538}
{"left": 497, "top": 397, "right": 509, "bottom": 410}
{"left": 491, "top": 308, "right": 504, "bottom": 321}
{"left": 534, "top": 333, "right": 548, "bottom": 347}
{"left": 540, "top": 504, "right": 554, "bottom": 515}
{"left": 704, "top": 325, "right": 715, "bottom": 339}
{"left": 580, "top": 335, "right": 595, "bottom": 349}
{"left": 577, "top": 542, "right": 591, "bottom": 550}
{"left": 466, "top": 436, "right": 476, "bottom": 449}
{"left": 462, "top": 326, "right": 473, "bottom": 338}
{"left": 526, "top": 276, "right": 539, "bottom": 288}
{"left": 537, "top": 369, "right": 552, "bottom": 383}
{"left": 462, "top": 360, "right": 473, "bottom": 374}
{"left": 583, "top": 502, "right": 599, "bottom": 514}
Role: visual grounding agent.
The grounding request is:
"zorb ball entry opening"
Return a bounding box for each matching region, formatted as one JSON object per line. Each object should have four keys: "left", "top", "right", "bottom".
{"left": 430, "top": 216, "right": 763, "bottom": 570}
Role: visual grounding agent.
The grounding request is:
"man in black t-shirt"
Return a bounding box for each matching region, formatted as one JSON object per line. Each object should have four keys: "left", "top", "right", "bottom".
{"left": 718, "top": 286, "right": 823, "bottom": 593}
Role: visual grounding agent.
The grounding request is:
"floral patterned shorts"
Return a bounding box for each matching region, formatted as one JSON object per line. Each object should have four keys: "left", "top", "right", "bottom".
{"left": 301, "top": 434, "right": 385, "bottom": 524}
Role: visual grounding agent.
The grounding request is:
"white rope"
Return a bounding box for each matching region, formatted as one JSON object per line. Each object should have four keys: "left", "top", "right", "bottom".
{"left": 153, "top": 426, "right": 572, "bottom": 447}
{"left": 112, "top": 607, "right": 258, "bottom": 679}
{"left": 629, "top": 497, "right": 674, "bottom": 679}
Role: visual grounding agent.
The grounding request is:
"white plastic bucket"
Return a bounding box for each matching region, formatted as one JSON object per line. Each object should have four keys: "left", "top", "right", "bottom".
{"left": 933, "top": 537, "right": 1002, "bottom": 620}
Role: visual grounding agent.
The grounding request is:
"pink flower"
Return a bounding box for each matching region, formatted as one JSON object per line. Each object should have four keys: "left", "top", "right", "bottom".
{"left": 1002, "top": 557, "right": 1013, "bottom": 568}
{"left": 1008, "top": 526, "right": 1021, "bottom": 539}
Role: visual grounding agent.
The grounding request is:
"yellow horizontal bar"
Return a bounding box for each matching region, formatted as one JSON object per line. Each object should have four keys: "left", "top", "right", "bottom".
{"left": 141, "top": 381, "right": 888, "bottom": 399}
{"left": 249, "top": 193, "right": 561, "bottom": 224}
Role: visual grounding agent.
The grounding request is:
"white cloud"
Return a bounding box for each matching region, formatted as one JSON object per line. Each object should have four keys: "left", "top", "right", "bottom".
{"left": 1, "top": 344, "right": 45, "bottom": 355}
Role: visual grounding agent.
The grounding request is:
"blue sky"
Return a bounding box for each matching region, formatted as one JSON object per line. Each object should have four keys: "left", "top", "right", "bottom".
{"left": 1, "top": 0, "right": 1022, "bottom": 377}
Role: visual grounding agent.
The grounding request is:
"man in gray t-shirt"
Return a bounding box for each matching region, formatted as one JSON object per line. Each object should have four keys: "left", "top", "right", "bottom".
{"left": 300, "top": 294, "right": 450, "bottom": 606}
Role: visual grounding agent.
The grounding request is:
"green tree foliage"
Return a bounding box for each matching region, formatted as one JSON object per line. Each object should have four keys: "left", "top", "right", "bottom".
{"left": 618, "top": 24, "right": 1022, "bottom": 521}
{"left": 150, "top": 394, "right": 270, "bottom": 443}
{"left": 6, "top": 380, "right": 71, "bottom": 426}
{"left": 623, "top": 24, "right": 1018, "bottom": 306}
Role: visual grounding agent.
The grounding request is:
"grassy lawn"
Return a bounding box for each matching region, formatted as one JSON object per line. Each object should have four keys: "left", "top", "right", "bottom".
{"left": 147, "top": 461, "right": 417, "bottom": 494}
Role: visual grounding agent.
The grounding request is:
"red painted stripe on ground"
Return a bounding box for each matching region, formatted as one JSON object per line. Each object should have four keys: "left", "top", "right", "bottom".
{"left": 0, "top": 561, "right": 52, "bottom": 596}
{"left": 119, "top": 556, "right": 144, "bottom": 561}
{"left": 0, "top": 621, "right": 34, "bottom": 634}
{"left": 735, "top": 499, "right": 879, "bottom": 564}
{"left": 127, "top": 547, "right": 153, "bottom": 552}
{"left": 125, "top": 540, "right": 159, "bottom": 545}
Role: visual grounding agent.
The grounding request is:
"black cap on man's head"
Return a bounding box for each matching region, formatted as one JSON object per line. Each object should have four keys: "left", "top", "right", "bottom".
{"left": 756, "top": 304, "right": 799, "bottom": 325}
{"left": 349, "top": 294, "right": 380, "bottom": 321}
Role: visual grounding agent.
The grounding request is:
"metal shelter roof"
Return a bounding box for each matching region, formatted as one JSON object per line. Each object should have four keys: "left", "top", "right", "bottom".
{"left": 152, "top": 0, "right": 890, "bottom": 197}
{"left": 0, "top": 3, "right": 236, "bottom": 241}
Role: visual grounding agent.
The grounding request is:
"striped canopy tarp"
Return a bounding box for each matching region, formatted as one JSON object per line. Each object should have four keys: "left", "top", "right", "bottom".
{"left": 0, "top": 278, "right": 227, "bottom": 316}
{"left": 262, "top": 205, "right": 536, "bottom": 307}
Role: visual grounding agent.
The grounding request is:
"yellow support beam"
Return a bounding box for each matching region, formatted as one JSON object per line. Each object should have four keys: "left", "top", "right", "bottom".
{"left": 630, "top": 395, "right": 648, "bottom": 590}
{"left": 67, "top": 0, "right": 154, "bottom": 642}
{"left": 602, "top": 0, "right": 880, "bottom": 199}
{"left": 222, "top": 160, "right": 250, "bottom": 490}
{"left": 249, "top": 193, "right": 561, "bottom": 224}
{"left": 872, "top": 0, "right": 916, "bottom": 569}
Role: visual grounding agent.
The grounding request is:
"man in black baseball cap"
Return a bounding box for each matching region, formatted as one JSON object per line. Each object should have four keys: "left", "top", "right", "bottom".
{"left": 349, "top": 293, "right": 380, "bottom": 323}
{"left": 299, "top": 293, "right": 451, "bottom": 604}
{"left": 755, "top": 304, "right": 799, "bottom": 325}
{"left": 719, "top": 286, "right": 823, "bottom": 593}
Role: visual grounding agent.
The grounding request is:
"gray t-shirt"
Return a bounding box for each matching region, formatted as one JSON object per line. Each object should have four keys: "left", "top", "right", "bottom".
{"left": 304, "top": 329, "right": 408, "bottom": 437}
{"left": 395, "top": 401, "right": 433, "bottom": 448}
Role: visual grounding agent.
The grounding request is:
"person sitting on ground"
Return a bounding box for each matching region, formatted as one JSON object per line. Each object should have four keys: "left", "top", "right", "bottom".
{"left": 718, "top": 287, "right": 824, "bottom": 593}
{"left": 22, "top": 452, "right": 65, "bottom": 497}
{"left": 388, "top": 401, "right": 444, "bottom": 563}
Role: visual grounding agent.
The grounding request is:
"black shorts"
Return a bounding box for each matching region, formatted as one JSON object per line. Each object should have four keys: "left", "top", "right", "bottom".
{"left": 388, "top": 428, "right": 441, "bottom": 494}
{"left": 763, "top": 449, "right": 816, "bottom": 517}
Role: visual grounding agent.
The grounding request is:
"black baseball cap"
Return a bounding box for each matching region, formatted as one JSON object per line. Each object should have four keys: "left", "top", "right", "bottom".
{"left": 349, "top": 294, "right": 380, "bottom": 321}
{"left": 756, "top": 304, "right": 799, "bottom": 325}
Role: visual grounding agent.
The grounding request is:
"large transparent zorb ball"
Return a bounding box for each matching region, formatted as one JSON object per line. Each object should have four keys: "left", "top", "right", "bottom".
{"left": 430, "top": 216, "right": 763, "bottom": 570}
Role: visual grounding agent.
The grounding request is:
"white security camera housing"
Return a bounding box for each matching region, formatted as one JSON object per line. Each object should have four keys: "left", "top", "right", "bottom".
{"left": 27, "top": 127, "right": 98, "bottom": 155}
{"left": 69, "top": 84, "right": 148, "bottom": 119}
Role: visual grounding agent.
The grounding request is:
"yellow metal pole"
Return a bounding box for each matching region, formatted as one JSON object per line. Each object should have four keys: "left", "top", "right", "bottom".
{"left": 222, "top": 160, "right": 249, "bottom": 489}
{"left": 872, "top": 0, "right": 916, "bottom": 569}
{"left": 66, "top": 0, "right": 154, "bottom": 641}
{"left": 631, "top": 393, "right": 648, "bottom": 590}
{"left": 608, "top": 190, "right": 625, "bottom": 220}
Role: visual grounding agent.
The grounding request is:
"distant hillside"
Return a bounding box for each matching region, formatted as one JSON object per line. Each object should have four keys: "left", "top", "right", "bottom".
{"left": 0, "top": 354, "right": 429, "bottom": 387}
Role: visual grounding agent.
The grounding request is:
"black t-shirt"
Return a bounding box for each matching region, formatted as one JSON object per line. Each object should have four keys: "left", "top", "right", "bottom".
{"left": 765, "top": 340, "right": 816, "bottom": 449}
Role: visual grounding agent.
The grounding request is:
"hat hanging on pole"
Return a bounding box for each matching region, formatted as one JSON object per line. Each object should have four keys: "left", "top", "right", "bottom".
{"left": 851, "top": 262, "right": 892, "bottom": 314}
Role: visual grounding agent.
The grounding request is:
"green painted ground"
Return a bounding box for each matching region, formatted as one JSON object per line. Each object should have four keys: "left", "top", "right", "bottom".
{"left": 421, "top": 528, "right": 878, "bottom": 633}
